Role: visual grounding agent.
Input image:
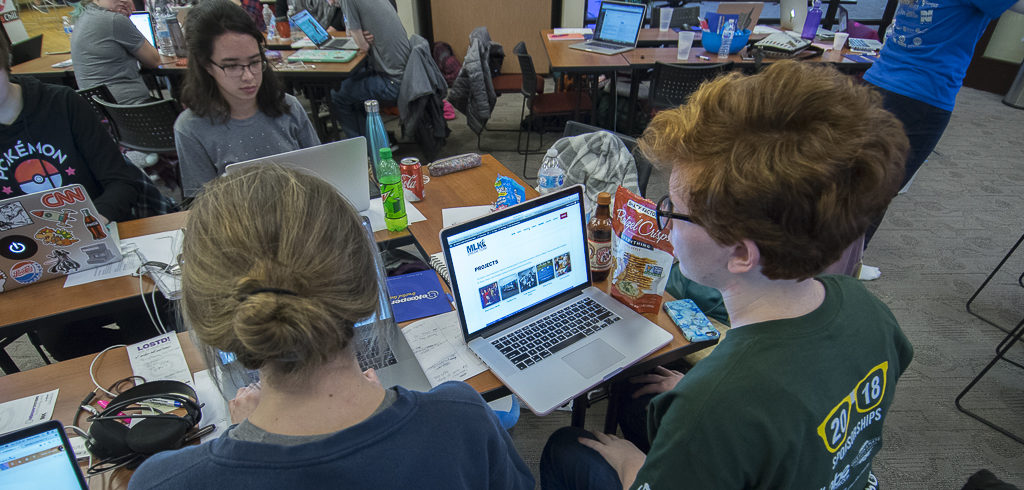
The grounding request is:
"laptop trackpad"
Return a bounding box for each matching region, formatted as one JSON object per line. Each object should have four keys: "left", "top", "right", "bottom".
{"left": 562, "top": 340, "right": 624, "bottom": 378}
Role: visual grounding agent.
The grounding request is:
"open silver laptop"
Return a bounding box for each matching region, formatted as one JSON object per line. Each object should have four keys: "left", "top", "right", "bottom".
{"left": 440, "top": 185, "right": 672, "bottom": 415}
{"left": 0, "top": 420, "right": 88, "bottom": 489}
{"left": 291, "top": 9, "right": 357, "bottom": 50}
{"left": 570, "top": 0, "right": 646, "bottom": 55}
{"left": 1, "top": 184, "right": 123, "bottom": 294}
{"left": 224, "top": 138, "right": 370, "bottom": 213}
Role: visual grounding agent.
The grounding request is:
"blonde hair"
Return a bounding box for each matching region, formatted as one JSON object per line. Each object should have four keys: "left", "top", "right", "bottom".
{"left": 181, "top": 165, "right": 378, "bottom": 383}
{"left": 639, "top": 61, "right": 908, "bottom": 280}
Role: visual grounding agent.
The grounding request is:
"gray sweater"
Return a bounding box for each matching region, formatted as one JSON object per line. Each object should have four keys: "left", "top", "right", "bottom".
{"left": 174, "top": 94, "right": 320, "bottom": 197}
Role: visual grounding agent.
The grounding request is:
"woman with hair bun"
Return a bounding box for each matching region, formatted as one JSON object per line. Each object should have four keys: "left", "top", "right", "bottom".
{"left": 129, "top": 164, "right": 533, "bottom": 489}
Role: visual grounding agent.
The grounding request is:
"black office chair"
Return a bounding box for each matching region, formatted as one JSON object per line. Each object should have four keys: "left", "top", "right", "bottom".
{"left": 94, "top": 97, "right": 182, "bottom": 190}
{"left": 11, "top": 35, "right": 43, "bottom": 66}
{"left": 648, "top": 61, "right": 733, "bottom": 112}
{"left": 515, "top": 41, "right": 592, "bottom": 177}
{"left": 76, "top": 85, "right": 119, "bottom": 141}
{"left": 562, "top": 121, "right": 653, "bottom": 197}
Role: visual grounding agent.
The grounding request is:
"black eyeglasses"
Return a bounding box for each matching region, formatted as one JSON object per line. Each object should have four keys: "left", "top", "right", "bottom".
{"left": 210, "top": 59, "right": 267, "bottom": 78}
{"left": 656, "top": 195, "right": 695, "bottom": 231}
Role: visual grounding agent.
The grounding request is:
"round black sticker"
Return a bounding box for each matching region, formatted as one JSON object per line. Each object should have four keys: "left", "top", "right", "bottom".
{"left": 0, "top": 235, "right": 38, "bottom": 260}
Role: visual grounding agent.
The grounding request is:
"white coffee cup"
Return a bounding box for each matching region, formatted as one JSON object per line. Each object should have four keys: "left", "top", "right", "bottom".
{"left": 677, "top": 31, "right": 696, "bottom": 60}
{"left": 660, "top": 7, "right": 673, "bottom": 31}
{"left": 833, "top": 32, "right": 849, "bottom": 51}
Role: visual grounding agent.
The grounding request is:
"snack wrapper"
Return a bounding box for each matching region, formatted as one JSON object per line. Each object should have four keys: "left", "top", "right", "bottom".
{"left": 610, "top": 187, "right": 674, "bottom": 314}
{"left": 494, "top": 174, "right": 526, "bottom": 209}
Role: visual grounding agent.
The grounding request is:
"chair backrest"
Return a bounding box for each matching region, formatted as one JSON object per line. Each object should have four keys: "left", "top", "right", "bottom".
{"left": 94, "top": 97, "right": 181, "bottom": 153}
{"left": 513, "top": 41, "right": 540, "bottom": 98}
{"left": 651, "top": 6, "right": 701, "bottom": 29}
{"left": 11, "top": 35, "right": 43, "bottom": 66}
{"left": 649, "top": 61, "right": 733, "bottom": 111}
{"left": 76, "top": 85, "right": 118, "bottom": 139}
{"left": 563, "top": 121, "right": 653, "bottom": 197}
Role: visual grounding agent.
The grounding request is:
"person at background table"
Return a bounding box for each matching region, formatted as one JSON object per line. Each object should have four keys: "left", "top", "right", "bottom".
{"left": 275, "top": 0, "right": 345, "bottom": 32}
{"left": 128, "top": 164, "right": 534, "bottom": 489}
{"left": 174, "top": 0, "right": 319, "bottom": 198}
{"left": 861, "top": 0, "right": 1024, "bottom": 247}
{"left": 540, "top": 61, "right": 914, "bottom": 490}
{"left": 328, "top": 0, "right": 409, "bottom": 139}
{"left": 0, "top": 39, "right": 142, "bottom": 223}
{"left": 70, "top": 0, "right": 162, "bottom": 104}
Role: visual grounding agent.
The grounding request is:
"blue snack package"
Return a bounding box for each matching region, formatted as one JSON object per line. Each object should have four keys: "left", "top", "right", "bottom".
{"left": 662, "top": 298, "right": 720, "bottom": 342}
{"left": 494, "top": 174, "right": 526, "bottom": 209}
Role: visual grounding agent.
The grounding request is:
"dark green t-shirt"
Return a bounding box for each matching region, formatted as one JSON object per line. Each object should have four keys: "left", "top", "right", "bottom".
{"left": 634, "top": 275, "right": 913, "bottom": 490}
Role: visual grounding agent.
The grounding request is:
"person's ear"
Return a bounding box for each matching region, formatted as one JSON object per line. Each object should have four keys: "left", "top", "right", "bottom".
{"left": 727, "top": 239, "right": 760, "bottom": 274}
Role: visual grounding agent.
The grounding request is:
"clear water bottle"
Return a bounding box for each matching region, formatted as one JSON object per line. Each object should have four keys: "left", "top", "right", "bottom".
{"left": 365, "top": 100, "right": 391, "bottom": 181}
{"left": 287, "top": 6, "right": 297, "bottom": 37}
{"left": 537, "top": 149, "right": 565, "bottom": 195}
{"left": 378, "top": 148, "right": 408, "bottom": 232}
{"left": 154, "top": 16, "right": 175, "bottom": 57}
{"left": 262, "top": 4, "right": 273, "bottom": 35}
{"left": 62, "top": 16, "right": 73, "bottom": 41}
{"left": 801, "top": 0, "right": 823, "bottom": 40}
{"left": 718, "top": 18, "right": 736, "bottom": 60}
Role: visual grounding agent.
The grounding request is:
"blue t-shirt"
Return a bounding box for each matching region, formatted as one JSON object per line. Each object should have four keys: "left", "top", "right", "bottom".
{"left": 127, "top": 382, "right": 534, "bottom": 490}
{"left": 864, "top": 0, "right": 1015, "bottom": 111}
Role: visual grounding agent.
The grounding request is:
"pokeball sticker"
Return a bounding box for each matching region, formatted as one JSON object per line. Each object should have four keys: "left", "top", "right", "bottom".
{"left": 14, "top": 159, "right": 63, "bottom": 194}
{"left": 10, "top": 260, "right": 43, "bottom": 285}
{"left": 0, "top": 235, "right": 38, "bottom": 260}
{"left": 0, "top": 202, "right": 34, "bottom": 231}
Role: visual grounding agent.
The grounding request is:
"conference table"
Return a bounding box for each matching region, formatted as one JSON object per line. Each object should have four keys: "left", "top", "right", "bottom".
{"left": 0, "top": 154, "right": 719, "bottom": 485}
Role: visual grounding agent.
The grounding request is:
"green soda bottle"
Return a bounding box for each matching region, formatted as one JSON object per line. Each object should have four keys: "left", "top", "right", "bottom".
{"left": 378, "top": 147, "right": 408, "bottom": 232}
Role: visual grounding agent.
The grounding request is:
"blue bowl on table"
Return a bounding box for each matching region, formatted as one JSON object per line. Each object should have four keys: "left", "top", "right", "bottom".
{"left": 701, "top": 29, "right": 752, "bottom": 55}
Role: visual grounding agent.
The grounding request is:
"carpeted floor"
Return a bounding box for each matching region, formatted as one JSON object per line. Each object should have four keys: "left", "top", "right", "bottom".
{"left": 4, "top": 74, "right": 1022, "bottom": 488}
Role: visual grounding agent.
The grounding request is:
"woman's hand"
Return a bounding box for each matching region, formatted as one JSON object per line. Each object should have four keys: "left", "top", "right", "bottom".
{"left": 228, "top": 382, "right": 262, "bottom": 424}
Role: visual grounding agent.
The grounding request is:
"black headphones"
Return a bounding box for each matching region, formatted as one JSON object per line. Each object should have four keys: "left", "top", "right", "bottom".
{"left": 86, "top": 380, "right": 204, "bottom": 471}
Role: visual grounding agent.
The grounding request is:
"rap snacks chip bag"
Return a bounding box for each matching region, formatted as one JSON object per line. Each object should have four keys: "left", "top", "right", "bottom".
{"left": 610, "top": 187, "right": 674, "bottom": 314}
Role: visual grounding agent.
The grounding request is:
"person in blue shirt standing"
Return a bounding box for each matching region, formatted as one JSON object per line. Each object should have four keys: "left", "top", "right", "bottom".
{"left": 862, "top": 0, "right": 1024, "bottom": 246}
{"left": 128, "top": 164, "right": 533, "bottom": 490}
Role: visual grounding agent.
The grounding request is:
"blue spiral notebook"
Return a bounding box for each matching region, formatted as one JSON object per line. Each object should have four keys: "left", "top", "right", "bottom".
{"left": 386, "top": 269, "right": 453, "bottom": 323}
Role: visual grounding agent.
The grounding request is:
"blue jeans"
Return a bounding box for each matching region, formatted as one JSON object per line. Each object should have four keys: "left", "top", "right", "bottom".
{"left": 540, "top": 426, "right": 620, "bottom": 490}
{"left": 330, "top": 65, "right": 400, "bottom": 138}
{"left": 865, "top": 85, "right": 952, "bottom": 245}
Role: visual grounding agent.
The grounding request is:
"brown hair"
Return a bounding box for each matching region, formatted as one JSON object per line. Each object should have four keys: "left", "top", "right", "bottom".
{"left": 0, "top": 35, "right": 9, "bottom": 71}
{"left": 181, "top": 164, "right": 378, "bottom": 383}
{"left": 639, "top": 60, "right": 908, "bottom": 280}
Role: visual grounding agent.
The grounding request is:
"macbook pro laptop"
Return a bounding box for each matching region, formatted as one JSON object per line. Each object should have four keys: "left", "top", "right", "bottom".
{"left": 224, "top": 138, "right": 371, "bottom": 213}
{"left": 440, "top": 185, "right": 672, "bottom": 415}
{"left": 11, "top": 35, "right": 43, "bottom": 66}
{"left": 0, "top": 420, "right": 89, "bottom": 489}
{"left": 291, "top": 9, "right": 357, "bottom": 50}
{"left": 130, "top": 11, "right": 156, "bottom": 47}
{"left": 1, "top": 184, "right": 123, "bottom": 294}
{"left": 570, "top": 1, "right": 646, "bottom": 56}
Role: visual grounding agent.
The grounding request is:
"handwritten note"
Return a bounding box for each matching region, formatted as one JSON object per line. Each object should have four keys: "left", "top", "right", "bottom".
{"left": 127, "top": 333, "right": 194, "bottom": 386}
{"left": 400, "top": 311, "right": 487, "bottom": 387}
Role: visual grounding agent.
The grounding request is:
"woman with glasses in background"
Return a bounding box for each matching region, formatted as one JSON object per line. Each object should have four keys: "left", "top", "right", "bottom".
{"left": 174, "top": 0, "right": 319, "bottom": 199}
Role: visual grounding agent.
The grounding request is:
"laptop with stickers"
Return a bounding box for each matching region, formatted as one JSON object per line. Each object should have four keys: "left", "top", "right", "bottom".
{"left": 439, "top": 185, "right": 672, "bottom": 415}
{"left": 0, "top": 184, "right": 122, "bottom": 294}
{"left": 291, "top": 9, "right": 357, "bottom": 50}
{"left": 0, "top": 420, "right": 89, "bottom": 490}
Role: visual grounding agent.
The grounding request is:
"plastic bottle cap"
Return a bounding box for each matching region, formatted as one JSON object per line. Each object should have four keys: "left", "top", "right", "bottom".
{"left": 365, "top": 100, "right": 380, "bottom": 112}
{"left": 545, "top": 148, "right": 558, "bottom": 157}
{"left": 379, "top": 147, "right": 392, "bottom": 160}
{"left": 597, "top": 192, "right": 611, "bottom": 205}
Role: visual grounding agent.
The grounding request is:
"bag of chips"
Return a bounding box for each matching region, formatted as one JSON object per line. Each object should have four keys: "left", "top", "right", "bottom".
{"left": 610, "top": 187, "right": 674, "bottom": 314}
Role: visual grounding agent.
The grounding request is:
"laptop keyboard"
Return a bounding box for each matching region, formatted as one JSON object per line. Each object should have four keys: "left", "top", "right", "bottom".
{"left": 355, "top": 336, "right": 398, "bottom": 371}
{"left": 588, "top": 41, "right": 623, "bottom": 50}
{"left": 325, "top": 38, "right": 351, "bottom": 49}
{"left": 491, "top": 297, "right": 621, "bottom": 370}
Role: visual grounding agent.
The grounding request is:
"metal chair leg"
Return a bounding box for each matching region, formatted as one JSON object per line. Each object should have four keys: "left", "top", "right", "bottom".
{"left": 26, "top": 331, "right": 52, "bottom": 365}
{"left": 954, "top": 316, "right": 1024, "bottom": 444}
{"left": 966, "top": 231, "right": 1024, "bottom": 334}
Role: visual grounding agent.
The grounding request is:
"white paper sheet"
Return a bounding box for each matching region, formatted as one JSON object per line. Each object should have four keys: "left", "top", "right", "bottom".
{"left": 0, "top": 389, "right": 59, "bottom": 433}
{"left": 553, "top": 28, "right": 593, "bottom": 35}
{"left": 362, "top": 198, "right": 426, "bottom": 232}
{"left": 63, "top": 228, "right": 182, "bottom": 288}
{"left": 63, "top": 253, "right": 140, "bottom": 287}
{"left": 127, "top": 333, "right": 194, "bottom": 387}
{"left": 400, "top": 311, "right": 487, "bottom": 387}
{"left": 441, "top": 205, "right": 492, "bottom": 228}
{"left": 192, "top": 369, "right": 232, "bottom": 442}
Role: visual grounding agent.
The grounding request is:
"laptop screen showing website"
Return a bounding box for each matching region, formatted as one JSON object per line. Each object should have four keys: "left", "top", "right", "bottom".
{"left": 130, "top": 11, "right": 155, "bottom": 47}
{"left": 0, "top": 426, "right": 86, "bottom": 489}
{"left": 446, "top": 191, "right": 589, "bottom": 336}
{"left": 595, "top": 1, "right": 646, "bottom": 44}
{"left": 292, "top": 9, "right": 330, "bottom": 45}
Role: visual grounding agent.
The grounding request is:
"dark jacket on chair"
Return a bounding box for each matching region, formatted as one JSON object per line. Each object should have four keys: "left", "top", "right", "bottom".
{"left": 398, "top": 35, "right": 450, "bottom": 161}
{"left": 448, "top": 27, "right": 497, "bottom": 135}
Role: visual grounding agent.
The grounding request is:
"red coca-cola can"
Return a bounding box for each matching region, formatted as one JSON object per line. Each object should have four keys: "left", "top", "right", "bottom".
{"left": 400, "top": 157, "right": 425, "bottom": 201}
